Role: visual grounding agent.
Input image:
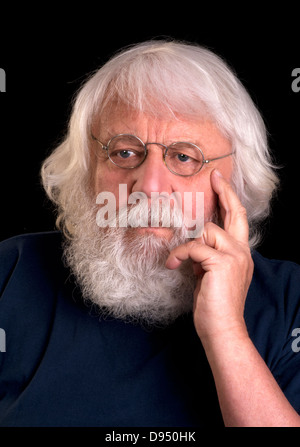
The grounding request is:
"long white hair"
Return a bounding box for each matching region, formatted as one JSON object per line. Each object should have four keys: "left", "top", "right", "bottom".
{"left": 41, "top": 39, "right": 279, "bottom": 248}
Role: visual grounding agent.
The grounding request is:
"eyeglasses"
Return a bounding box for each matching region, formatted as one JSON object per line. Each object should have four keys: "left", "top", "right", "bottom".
{"left": 91, "top": 133, "right": 234, "bottom": 177}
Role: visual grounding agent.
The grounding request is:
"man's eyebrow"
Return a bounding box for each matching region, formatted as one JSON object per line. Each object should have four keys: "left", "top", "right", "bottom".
{"left": 102, "top": 126, "right": 136, "bottom": 139}
{"left": 101, "top": 129, "right": 210, "bottom": 152}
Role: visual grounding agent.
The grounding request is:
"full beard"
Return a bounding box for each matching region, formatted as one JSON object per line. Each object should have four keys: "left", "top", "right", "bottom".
{"left": 63, "top": 194, "right": 217, "bottom": 327}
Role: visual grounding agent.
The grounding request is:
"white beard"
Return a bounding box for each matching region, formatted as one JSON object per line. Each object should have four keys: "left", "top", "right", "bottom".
{"left": 63, "top": 196, "right": 197, "bottom": 327}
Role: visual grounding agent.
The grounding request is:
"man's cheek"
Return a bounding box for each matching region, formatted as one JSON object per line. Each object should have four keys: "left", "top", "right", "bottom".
{"left": 177, "top": 191, "right": 204, "bottom": 238}
{"left": 201, "top": 189, "right": 217, "bottom": 220}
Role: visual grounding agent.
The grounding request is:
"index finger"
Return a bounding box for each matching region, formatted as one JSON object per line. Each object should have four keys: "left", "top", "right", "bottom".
{"left": 211, "top": 169, "right": 249, "bottom": 244}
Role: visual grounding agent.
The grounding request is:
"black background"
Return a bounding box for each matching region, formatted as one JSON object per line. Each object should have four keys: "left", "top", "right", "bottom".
{"left": 0, "top": 6, "right": 299, "bottom": 264}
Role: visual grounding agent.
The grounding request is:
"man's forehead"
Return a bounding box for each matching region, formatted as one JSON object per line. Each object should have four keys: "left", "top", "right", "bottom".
{"left": 95, "top": 104, "right": 211, "bottom": 140}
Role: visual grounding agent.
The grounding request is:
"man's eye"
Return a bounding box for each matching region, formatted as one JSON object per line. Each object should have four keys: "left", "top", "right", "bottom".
{"left": 177, "top": 153, "right": 191, "bottom": 162}
{"left": 109, "top": 149, "right": 137, "bottom": 160}
{"left": 117, "top": 150, "right": 134, "bottom": 159}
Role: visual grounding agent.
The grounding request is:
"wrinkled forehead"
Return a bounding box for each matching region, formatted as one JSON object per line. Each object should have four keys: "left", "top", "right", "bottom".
{"left": 91, "top": 99, "right": 229, "bottom": 145}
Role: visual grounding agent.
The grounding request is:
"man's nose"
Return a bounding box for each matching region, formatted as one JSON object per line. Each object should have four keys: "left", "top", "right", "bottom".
{"left": 131, "top": 144, "right": 173, "bottom": 197}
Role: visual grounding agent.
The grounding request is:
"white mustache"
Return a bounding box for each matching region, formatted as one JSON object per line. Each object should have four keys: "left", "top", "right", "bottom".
{"left": 96, "top": 196, "right": 184, "bottom": 229}
{"left": 125, "top": 197, "right": 184, "bottom": 229}
{"left": 95, "top": 191, "right": 205, "bottom": 238}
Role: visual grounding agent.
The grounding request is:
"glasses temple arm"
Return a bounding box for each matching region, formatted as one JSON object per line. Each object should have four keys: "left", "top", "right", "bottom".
{"left": 91, "top": 133, "right": 107, "bottom": 151}
{"left": 204, "top": 151, "right": 235, "bottom": 164}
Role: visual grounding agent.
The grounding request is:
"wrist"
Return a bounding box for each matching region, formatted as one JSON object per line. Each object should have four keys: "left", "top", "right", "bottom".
{"left": 198, "top": 322, "right": 250, "bottom": 357}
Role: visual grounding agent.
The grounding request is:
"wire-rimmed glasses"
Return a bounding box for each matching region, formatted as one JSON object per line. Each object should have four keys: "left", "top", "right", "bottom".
{"left": 91, "top": 133, "right": 234, "bottom": 177}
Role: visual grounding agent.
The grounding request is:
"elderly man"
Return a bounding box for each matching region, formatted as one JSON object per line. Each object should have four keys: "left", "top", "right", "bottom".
{"left": 0, "top": 40, "right": 300, "bottom": 427}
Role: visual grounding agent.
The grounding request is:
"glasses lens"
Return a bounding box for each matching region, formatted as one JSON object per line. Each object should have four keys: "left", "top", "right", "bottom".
{"left": 108, "top": 135, "right": 146, "bottom": 168}
{"left": 165, "top": 142, "right": 204, "bottom": 176}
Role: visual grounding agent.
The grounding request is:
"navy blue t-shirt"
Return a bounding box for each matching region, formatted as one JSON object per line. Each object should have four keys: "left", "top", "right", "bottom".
{"left": 0, "top": 232, "right": 300, "bottom": 427}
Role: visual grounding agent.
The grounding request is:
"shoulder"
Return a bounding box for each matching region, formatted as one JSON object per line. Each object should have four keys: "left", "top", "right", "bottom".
{"left": 0, "top": 231, "right": 63, "bottom": 259}
{"left": 252, "top": 250, "right": 300, "bottom": 283}
{"left": 250, "top": 252, "right": 300, "bottom": 298}
{"left": 249, "top": 251, "right": 300, "bottom": 308}
{"left": 0, "top": 231, "right": 79, "bottom": 353}
{"left": 246, "top": 250, "right": 300, "bottom": 359}
{"left": 0, "top": 231, "right": 65, "bottom": 297}
{"left": 0, "top": 231, "right": 62, "bottom": 257}
{"left": 248, "top": 250, "right": 300, "bottom": 311}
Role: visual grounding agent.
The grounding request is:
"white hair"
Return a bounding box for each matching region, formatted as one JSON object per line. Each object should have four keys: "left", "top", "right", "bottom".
{"left": 41, "top": 39, "right": 279, "bottom": 248}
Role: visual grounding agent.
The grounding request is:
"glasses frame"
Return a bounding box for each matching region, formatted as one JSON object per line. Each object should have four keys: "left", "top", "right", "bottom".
{"left": 91, "top": 133, "right": 235, "bottom": 177}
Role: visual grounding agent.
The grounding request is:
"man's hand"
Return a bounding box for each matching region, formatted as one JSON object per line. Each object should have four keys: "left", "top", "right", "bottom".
{"left": 166, "top": 170, "right": 300, "bottom": 426}
{"left": 166, "top": 169, "right": 254, "bottom": 343}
